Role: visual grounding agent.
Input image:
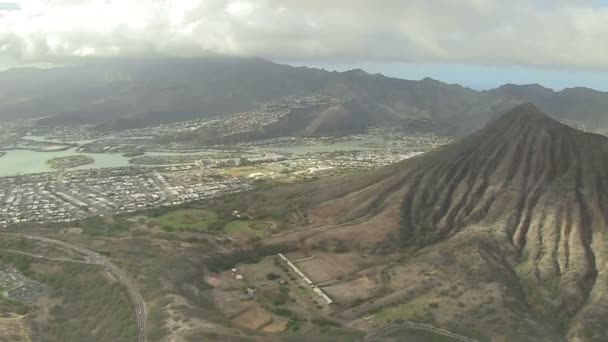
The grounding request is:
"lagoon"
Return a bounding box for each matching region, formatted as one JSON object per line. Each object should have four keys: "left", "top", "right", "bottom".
{"left": 0, "top": 136, "right": 389, "bottom": 177}
{"left": 0, "top": 148, "right": 133, "bottom": 177}
{"left": 0, "top": 148, "right": 245, "bottom": 177}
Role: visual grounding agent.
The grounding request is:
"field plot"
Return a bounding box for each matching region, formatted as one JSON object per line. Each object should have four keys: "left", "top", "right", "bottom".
{"left": 152, "top": 209, "right": 219, "bottom": 232}
{"left": 288, "top": 252, "right": 364, "bottom": 284}
{"left": 210, "top": 263, "right": 289, "bottom": 333}
{"left": 0, "top": 313, "right": 29, "bottom": 342}
{"left": 371, "top": 325, "right": 464, "bottom": 342}
{"left": 259, "top": 319, "right": 289, "bottom": 333}
{"left": 150, "top": 207, "right": 277, "bottom": 238}
{"left": 322, "top": 275, "right": 379, "bottom": 303}
{"left": 224, "top": 220, "right": 274, "bottom": 238}
{"left": 373, "top": 296, "right": 432, "bottom": 323}
{"left": 231, "top": 306, "right": 287, "bottom": 332}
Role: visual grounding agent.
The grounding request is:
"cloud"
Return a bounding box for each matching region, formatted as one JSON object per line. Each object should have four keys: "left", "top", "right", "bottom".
{"left": 0, "top": 2, "right": 19, "bottom": 11}
{"left": 1, "top": 0, "right": 608, "bottom": 69}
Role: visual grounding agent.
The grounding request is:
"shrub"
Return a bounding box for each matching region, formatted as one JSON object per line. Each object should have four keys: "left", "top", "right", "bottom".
{"left": 311, "top": 318, "right": 341, "bottom": 327}
{"left": 266, "top": 273, "right": 280, "bottom": 281}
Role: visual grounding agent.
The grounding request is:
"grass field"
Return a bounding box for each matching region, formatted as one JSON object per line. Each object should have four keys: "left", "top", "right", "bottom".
{"left": 224, "top": 220, "right": 274, "bottom": 237}
{"left": 151, "top": 207, "right": 276, "bottom": 237}
{"left": 153, "top": 209, "right": 219, "bottom": 232}
{"left": 384, "top": 327, "right": 463, "bottom": 342}
{"left": 375, "top": 296, "right": 435, "bottom": 324}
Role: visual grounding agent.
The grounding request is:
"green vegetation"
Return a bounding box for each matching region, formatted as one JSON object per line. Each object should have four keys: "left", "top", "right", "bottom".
{"left": 374, "top": 297, "right": 436, "bottom": 324}
{"left": 266, "top": 272, "right": 280, "bottom": 280}
{"left": 283, "top": 326, "right": 364, "bottom": 342}
{"left": 385, "top": 328, "right": 463, "bottom": 342}
{"left": 122, "top": 151, "right": 145, "bottom": 158}
{"left": 409, "top": 223, "right": 441, "bottom": 247}
{"left": 147, "top": 301, "right": 170, "bottom": 341}
{"left": 269, "top": 307, "right": 296, "bottom": 318}
{"left": 47, "top": 155, "right": 94, "bottom": 169}
{"left": 148, "top": 206, "right": 276, "bottom": 237}
{"left": 224, "top": 220, "right": 273, "bottom": 237}
{"left": 0, "top": 295, "right": 29, "bottom": 315}
{"left": 205, "top": 244, "right": 292, "bottom": 272}
{"left": 153, "top": 209, "right": 219, "bottom": 232}
{"left": 311, "top": 317, "right": 341, "bottom": 328}
{"left": 0, "top": 252, "right": 137, "bottom": 342}
{"left": 81, "top": 216, "right": 130, "bottom": 236}
{"left": 515, "top": 260, "right": 568, "bottom": 331}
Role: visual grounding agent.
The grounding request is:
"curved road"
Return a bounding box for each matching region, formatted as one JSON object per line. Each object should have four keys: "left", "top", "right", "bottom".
{"left": 2, "top": 233, "right": 147, "bottom": 342}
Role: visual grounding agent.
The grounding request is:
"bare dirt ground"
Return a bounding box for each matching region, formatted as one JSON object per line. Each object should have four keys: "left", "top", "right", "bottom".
{"left": 290, "top": 252, "right": 365, "bottom": 284}
{"left": 231, "top": 306, "right": 274, "bottom": 330}
{"left": 323, "top": 275, "right": 379, "bottom": 303}
{"left": 0, "top": 313, "right": 30, "bottom": 342}
{"left": 210, "top": 266, "right": 288, "bottom": 333}
{"left": 260, "top": 319, "right": 289, "bottom": 333}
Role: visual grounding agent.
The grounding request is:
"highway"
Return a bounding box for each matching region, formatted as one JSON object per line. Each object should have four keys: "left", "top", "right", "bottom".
{"left": 1, "top": 233, "right": 147, "bottom": 342}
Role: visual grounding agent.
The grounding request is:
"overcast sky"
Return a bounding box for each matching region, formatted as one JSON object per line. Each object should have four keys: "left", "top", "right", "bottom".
{"left": 1, "top": 0, "right": 608, "bottom": 90}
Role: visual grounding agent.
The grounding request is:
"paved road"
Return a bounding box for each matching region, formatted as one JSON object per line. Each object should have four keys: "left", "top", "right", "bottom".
{"left": 1, "top": 233, "right": 147, "bottom": 342}
{"left": 364, "top": 322, "right": 478, "bottom": 342}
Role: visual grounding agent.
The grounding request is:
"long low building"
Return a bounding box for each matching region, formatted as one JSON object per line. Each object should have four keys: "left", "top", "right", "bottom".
{"left": 278, "top": 253, "right": 334, "bottom": 305}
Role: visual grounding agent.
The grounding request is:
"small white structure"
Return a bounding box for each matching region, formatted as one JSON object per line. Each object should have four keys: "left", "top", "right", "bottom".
{"left": 247, "top": 172, "right": 266, "bottom": 179}
{"left": 308, "top": 166, "right": 335, "bottom": 174}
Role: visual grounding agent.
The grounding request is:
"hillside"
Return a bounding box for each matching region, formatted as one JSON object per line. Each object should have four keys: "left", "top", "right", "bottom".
{"left": 489, "top": 84, "right": 608, "bottom": 133}
{"left": 243, "top": 104, "right": 608, "bottom": 341}
{"left": 195, "top": 98, "right": 394, "bottom": 144}
{"left": 0, "top": 58, "right": 333, "bottom": 128}
{"left": 2, "top": 58, "right": 608, "bottom": 136}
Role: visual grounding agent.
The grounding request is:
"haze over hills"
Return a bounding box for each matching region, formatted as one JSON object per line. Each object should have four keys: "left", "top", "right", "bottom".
{"left": 1, "top": 58, "right": 608, "bottom": 137}
{"left": 249, "top": 104, "right": 608, "bottom": 341}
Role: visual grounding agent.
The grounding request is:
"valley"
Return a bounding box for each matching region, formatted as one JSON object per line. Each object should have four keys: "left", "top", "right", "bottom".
{"left": 0, "top": 105, "right": 604, "bottom": 341}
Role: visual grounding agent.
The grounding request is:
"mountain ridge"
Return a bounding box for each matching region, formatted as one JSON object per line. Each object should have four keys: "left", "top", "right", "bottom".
{"left": 2, "top": 57, "right": 608, "bottom": 137}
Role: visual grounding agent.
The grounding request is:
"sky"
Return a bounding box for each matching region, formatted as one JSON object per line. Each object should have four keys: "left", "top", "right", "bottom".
{"left": 1, "top": 0, "right": 608, "bottom": 90}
